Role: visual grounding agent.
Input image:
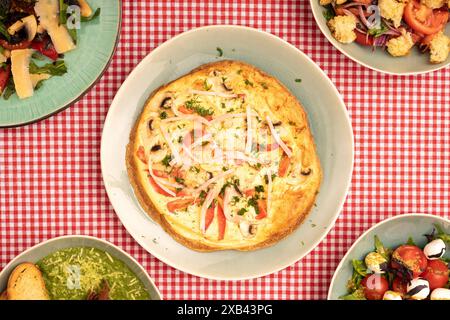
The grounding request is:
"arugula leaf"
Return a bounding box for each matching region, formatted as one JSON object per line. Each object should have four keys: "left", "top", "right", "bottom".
{"left": 0, "top": 21, "right": 10, "bottom": 42}
{"left": 352, "top": 259, "right": 367, "bottom": 277}
{"left": 59, "top": 0, "right": 68, "bottom": 24}
{"left": 2, "top": 76, "right": 15, "bottom": 100}
{"left": 322, "top": 5, "right": 335, "bottom": 21}
{"left": 340, "top": 288, "right": 366, "bottom": 300}
{"left": 81, "top": 8, "right": 101, "bottom": 22}
{"left": 368, "top": 22, "right": 389, "bottom": 38}
{"left": 29, "top": 61, "right": 67, "bottom": 76}
{"left": 375, "top": 235, "right": 391, "bottom": 260}
{"left": 435, "top": 223, "right": 450, "bottom": 243}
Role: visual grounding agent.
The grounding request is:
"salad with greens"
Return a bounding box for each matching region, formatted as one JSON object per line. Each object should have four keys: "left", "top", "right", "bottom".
{"left": 0, "top": 0, "right": 100, "bottom": 100}
{"left": 341, "top": 224, "right": 450, "bottom": 300}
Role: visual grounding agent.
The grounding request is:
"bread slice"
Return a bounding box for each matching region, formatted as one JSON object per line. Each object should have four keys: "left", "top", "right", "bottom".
{"left": 0, "top": 291, "right": 7, "bottom": 300}
{"left": 7, "top": 263, "right": 50, "bottom": 300}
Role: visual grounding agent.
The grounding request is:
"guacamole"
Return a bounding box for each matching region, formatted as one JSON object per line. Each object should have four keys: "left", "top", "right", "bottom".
{"left": 36, "top": 247, "right": 150, "bottom": 300}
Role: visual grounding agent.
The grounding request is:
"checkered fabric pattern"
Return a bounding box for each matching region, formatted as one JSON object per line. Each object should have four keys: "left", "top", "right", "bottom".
{"left": 1, "top": 0, "right": 449, "bottom": 300}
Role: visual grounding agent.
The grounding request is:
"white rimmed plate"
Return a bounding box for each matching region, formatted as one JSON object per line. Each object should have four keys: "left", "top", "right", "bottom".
{"left": 328, "top": 213, "right": 450, "bottom": 300}
{"left": 101, "top": 25, "right": 354, "bottom": 280}
{"left": 309, "top": 0, "right": 450, "bottom": 75}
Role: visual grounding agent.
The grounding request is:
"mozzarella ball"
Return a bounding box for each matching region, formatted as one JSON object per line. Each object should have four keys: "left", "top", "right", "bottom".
{"left": 383, "top": 290, "right": 402, "bottom": 300}
{"left": 407, "top": 278, "right": 430, "bottom": 300}
{"left": 430, "top": 288, "right": 450, "bottom": 300}
{"left": 364, "top": 252, "right": 387, "bottom": 274}
{"left": 423, "top": 239, "right": 446, "bottom": 260}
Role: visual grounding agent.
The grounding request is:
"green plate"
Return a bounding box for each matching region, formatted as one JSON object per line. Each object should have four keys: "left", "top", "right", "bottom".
{"left": 0, "top": 0, "right": 121, "bottom": 128}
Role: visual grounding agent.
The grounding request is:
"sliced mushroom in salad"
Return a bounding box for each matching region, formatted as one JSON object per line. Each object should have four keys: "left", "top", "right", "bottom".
{"left": 0, "top": 0, "right": 100, "bottom": 100}
{"left": 321, "top": 0, "right": 450, "bottom": 63}
{"left": 341, "top": 224, "right": 450, "bottom": 300}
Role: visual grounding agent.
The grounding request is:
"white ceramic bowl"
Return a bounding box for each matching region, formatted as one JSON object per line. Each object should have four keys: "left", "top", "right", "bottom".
{"left": 309, "top": 0, "right": 450, "bottom": 75}
{"left": 328, "top": 213, "right": 450, "bottom": 300}
{"left": 101, "top": 25, "right": 354, "bottom": 280}
{"left": 0, "top": 235, "right": 162, "bottom": 300}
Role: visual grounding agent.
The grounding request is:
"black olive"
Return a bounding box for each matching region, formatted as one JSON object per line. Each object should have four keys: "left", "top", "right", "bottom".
{"left": 273, "top": 121, "right": 282, "bottom": 127}
{"left": 207, "top": 172, "right": 213, "bottom": 179}
{"left": 249, "top": 224, "right": 257, "bottom": 235}
{"left": 301, "top": 168, "right": 312, "bottom": 176}
{"left": 151, "top": 145, "right": 161, "bottom": 152}
{"left": 148, "top": 119, "right": 153, "bottom": 130}
{"left": 222, "top": 82, "right": 232, "bottom": 92}
{"left": 161, "top": 97, "right": 172, "bottom": 109}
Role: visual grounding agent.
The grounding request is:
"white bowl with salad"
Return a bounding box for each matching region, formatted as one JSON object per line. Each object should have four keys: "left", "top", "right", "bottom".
{"left": 328, "top": 214, "right": 450, "bottom": 300}
{"left": 310, "top": 0, "right": 450, "bottom": 74}
{"left": 0, "top": 235, "right": 162, "bottom": 300}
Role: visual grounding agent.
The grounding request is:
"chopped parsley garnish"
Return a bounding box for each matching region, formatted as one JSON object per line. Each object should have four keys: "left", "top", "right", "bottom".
{"left": 185, "top": 96, "right": 214, "bottom": 117}
{"left": 199, "top": 190, "right": 207, "bottom": 199}
{"left": 178, "top": 136, "right": 183, "bottom": 143}
{"left": 237, "top": 69, "right": 242, "bottom": 75}
{"left": 159, "top": 111, "right": 168, "bottom": 119}
{"left": 255, "top": 185, "right": 264, "bottom": 193}
{"left": 216, "top": 47, "right": 223, "bottom": 57}
{"left": 162, "top": 155, "right": 172, "bottom": 167}
{"left": 247, "top": 197, "right": 260, "bottom": 214}
{"left": 244, "top": 79, "right": 254, "bottom": 87}
{"left": 264, "top": 173, "right": 277, "bottom": 184}
{"left": 175, "top": 177, "right": 185, "bottom": 185}
{"left": 203, "top": 79, "right": 212, "bottom": 91}
{"left": 295, "top": 78, "right": 302, "bottom": 83}
{"left": 237, "top": 208, "right": 247, "bottom": 216}
{"left": 260, "top": 82, "right": 269, "bottom": 89}
{"left": 231, "top": 196, "right": 240, "bottom": 205}
{"left": 190, "top": 166, "right": 200, "bottom": 173}
{"left": 288, "top": 121, "right": 296, "bottom": 126}
{"left": 221, "top": 102, "right": 226, "bottom": 109}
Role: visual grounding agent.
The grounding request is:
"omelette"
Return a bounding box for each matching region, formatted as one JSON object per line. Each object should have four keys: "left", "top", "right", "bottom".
{"left": 126, "top": 60, "right": 322, "bottom": 251}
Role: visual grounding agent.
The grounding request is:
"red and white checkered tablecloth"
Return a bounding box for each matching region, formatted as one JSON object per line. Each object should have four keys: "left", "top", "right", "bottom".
{"left": 1, "top": 0, "right": 449, "bottom": 300}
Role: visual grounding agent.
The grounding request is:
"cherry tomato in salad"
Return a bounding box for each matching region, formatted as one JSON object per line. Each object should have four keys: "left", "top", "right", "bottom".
{"left": 403, "top": 0, "right": 449, "bottom": 35}
{"left": 178, "top": 105, "right": 194, "bottom": 114}
{"left": 361, "top": 274, "right": 389, "bottom": 300}
{"left": 30, "top": 37, "right": 59, "bottom": 61}
{"left": 0, "top": 65, "right": 11, "bottom": 94}
{"left": 421, "top": 259, "right": 449, "bottom": 290}
{"left": 391, "top": 245, "right": 428, "bottom": 278}
{"left": 392, "top": 276, "right": 408, "bottom": 296}
{"left": 355, "top": 30, "right": 374, "bottom": 46}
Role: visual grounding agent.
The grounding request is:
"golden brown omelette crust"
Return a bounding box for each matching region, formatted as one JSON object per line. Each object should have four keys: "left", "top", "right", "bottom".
{"left": 126, "top": 60, "right": 322, "bottom": 252}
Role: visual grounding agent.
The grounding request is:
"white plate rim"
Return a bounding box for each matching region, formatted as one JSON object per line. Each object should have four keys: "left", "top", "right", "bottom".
{"left": 327, "top": 213, "right": 450, "bottom": 300}
{"left": 308, "top": 0, "right": 450, "bottom": 76}
{"left": 101, "top": 24, "right": 355, "bottom": 280}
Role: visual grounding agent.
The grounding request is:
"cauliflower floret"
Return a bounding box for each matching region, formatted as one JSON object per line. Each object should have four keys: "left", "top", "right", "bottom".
{"left": 319, "top": 0, "right": 332, "bottom": 5}
{"left": 327, "top": 15, "right": 357, "bottom": 44}
{"left": 378, "top": 0, "right": 407, "bottom": 27}
{"left": 421, "top": 0, "right": 445, "bottom": 8}
{"left": 429, "top": 32, "right": 450, "bottom": 63}
{"left": 386, "top": 31, "right": 415, "bottom": 56}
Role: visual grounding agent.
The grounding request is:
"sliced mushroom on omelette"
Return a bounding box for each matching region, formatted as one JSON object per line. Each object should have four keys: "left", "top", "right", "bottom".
{"left": 126, "top": 60, "right": 322, "bottom": 252}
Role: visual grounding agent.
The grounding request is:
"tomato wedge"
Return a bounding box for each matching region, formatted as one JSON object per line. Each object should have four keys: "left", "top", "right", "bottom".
{"left": 0, "top": 65, "right": 11, "bottom": 94}
{"left": 278, "top": 153, "right": 290, "bottom": 177}
{"left": 167, "top": 198, "right": 196, "bottom": 212}
{"left": 205, "top": 203, "right": 215, "bottom": 231}
{"left": 136, "top": 146, "right": 147, "bottom": 164}
{"left": 255, "top": 200, "right": 267, "bottom": 220}
{"left": 148, "top": 176, "right": 174, "bottom": 197}
{"left": 178, "top": 105, "right": 194, "bottom": 114}
{"left": 31, "top": 36, "right": 59, "bottom": 61}
{"left": 152, "top": 169, "right": 169, "bottom": 178}
{"left": 355, "top": 30, "right": 374, "bottom": 46}
{"left": 217, "top": 202, "right": 226, "bottom": 240}
{"left": 403, "top": 0, "right": 449, "bottom": 35}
